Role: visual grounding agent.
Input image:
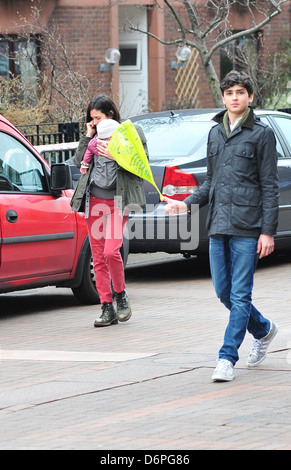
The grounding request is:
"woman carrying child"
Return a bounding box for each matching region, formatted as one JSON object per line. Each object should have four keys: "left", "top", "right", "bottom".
{"left": 71, "top": 94, "right": 148, "bottom": 327}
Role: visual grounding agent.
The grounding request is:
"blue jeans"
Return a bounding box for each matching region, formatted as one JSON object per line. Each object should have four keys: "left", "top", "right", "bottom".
{"left": 209, "top": 235, "right": 270, "bottom": 365}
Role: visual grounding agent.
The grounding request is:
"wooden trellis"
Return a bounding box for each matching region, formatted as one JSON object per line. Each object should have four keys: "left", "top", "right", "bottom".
{"left": 175, "top": 48, "right": 200, "bottom": 108}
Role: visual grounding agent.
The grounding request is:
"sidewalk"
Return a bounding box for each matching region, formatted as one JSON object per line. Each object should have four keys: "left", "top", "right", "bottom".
{"left": 0, "top": 253, "right": 290, "bottom": 450}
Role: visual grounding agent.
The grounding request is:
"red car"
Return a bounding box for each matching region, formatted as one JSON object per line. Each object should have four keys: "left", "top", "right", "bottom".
{"left": 0, "top": 114, "right": 128, "bottom": 303}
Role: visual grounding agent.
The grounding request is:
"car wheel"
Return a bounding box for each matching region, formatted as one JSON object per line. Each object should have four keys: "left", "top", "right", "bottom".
{"left": 72, "top": 248, "right": 100, "bottom": 305}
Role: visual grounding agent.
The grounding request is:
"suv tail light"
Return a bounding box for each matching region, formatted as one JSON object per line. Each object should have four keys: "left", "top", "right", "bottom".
{"left": 162, "top": 165, "right": 199, "bottom": 201}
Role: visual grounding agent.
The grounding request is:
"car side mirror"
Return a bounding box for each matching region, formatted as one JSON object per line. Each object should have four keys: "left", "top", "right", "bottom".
{"left": 50, "top": 163, "right": 73, "bottom": 191}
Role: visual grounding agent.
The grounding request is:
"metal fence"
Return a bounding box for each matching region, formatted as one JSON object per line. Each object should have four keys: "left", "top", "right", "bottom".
{"left": 17, "top": 121, "right": 83, "bottom": 164}
{"left": 19, "top": 121, "right": 83, "bottom": 146}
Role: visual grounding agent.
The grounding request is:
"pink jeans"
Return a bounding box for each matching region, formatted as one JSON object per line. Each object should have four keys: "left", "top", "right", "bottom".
{"left": 86, "top": 196, "right": 128, "bottom": 303}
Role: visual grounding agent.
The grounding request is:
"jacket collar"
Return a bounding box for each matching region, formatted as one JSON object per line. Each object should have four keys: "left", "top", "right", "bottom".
{"left": 212, "top": 106, "right": 255, "bottom": 130}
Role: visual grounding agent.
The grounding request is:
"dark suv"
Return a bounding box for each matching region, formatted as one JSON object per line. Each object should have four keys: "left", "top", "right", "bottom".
{"left": 128, "top": 109, "right": 291, "bottom": 256}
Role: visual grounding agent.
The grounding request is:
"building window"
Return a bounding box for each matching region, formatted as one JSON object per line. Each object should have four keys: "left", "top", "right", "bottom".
{"left": 119, "top": 42, "right": 141, "bottom": 71}
{"left": 0, "top": 35, "right": 39, "bottom": 102}
{"left": 220, "top": 32, "right": 259, "bottom": 80}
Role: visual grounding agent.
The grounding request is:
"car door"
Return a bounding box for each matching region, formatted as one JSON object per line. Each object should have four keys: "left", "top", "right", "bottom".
{"left": 260, "top": 114, "right": 291, "bottom": 236}
{"left": 0, "top": 129, "right": 77, "bottom": 287}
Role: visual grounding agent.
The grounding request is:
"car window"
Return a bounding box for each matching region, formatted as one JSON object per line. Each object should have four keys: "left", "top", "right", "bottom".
{"left": 272, "top": 116, "right": 291, "bottom": 150}
{"left": 259, "top": 116, "right": 285, "bottom": 158}
{"left": 137, "top": 118, "right": 214, "bottom": 160}
{"left": 0, "top": 131, "right": 47, "bottom": 192}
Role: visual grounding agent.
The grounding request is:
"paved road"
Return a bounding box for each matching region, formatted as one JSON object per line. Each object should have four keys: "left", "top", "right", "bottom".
{"left": 0, "top": 252, "right": 291, "bottom": 450}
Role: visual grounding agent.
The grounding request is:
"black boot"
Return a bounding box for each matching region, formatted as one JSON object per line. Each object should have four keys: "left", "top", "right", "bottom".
{"left": 116, "top": 290, "right": 132, "bottom": 322}
{"left": 94, "top": 302, "right": 118, "bottom": 327}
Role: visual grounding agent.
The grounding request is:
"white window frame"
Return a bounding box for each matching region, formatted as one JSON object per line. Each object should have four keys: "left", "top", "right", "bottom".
{"left": 119, "top": 41, "right": 141, "bottom": 72}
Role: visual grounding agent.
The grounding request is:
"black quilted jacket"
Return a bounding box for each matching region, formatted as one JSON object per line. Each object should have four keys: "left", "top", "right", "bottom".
{"left": 184, "top": 108, "right": 279, "bottom": 238}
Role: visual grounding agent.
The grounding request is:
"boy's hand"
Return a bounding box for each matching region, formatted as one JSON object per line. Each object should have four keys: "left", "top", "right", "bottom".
{"left": 163, "top": 197, "right": 188, "bottom": 215}
{"left": 257, "top": 234, "right": 275, "bottom": 259}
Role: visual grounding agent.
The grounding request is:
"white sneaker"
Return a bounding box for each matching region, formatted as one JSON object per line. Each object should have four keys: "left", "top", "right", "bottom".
{"left": 212, "top": 359, "right": 234, "bottom": 382}
{"left": 246, "top": 321, "right": 278, "bottom": 367}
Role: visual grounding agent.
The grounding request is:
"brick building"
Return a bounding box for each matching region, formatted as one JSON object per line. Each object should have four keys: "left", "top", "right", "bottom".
{"left": 0, "top": 0, "right": 290, "bottom": 120}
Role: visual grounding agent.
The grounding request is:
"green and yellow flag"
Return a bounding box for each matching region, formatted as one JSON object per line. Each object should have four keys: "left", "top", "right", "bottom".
{"left": 108, "top": 119, "right": 163, "bottom": 200}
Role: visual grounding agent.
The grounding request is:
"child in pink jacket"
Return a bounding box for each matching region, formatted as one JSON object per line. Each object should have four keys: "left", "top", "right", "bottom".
{"left": 80, "top": 119, "right": 120, "bottom": 174}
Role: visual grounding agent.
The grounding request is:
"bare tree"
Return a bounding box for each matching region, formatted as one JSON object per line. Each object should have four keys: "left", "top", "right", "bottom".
{"left": 0, "top": 1, "right": 99, "bottom": 123}
{"left": 224, "top": 35, "right": 291, "bottom": 108}
{"left": 129, "top": 0, "right": 289, "bottom": 107}
{"left": 34, "top": 13, "right": 92, "bottom": 121}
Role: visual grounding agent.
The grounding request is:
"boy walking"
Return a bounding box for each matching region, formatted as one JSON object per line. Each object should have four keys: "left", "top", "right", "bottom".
{"left": 164, "top": 71, "right": 279, "bottom": 381}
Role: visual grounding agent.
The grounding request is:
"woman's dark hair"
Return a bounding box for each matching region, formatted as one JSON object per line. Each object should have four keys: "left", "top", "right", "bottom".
{"left": 86, "top": 94, "right": 121, "bottom": 123}
{"left": 220, "top": 70, "right": 254, "bottom": 96}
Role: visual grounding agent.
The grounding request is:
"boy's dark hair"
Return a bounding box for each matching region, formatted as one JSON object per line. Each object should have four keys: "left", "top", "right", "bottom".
{"left": 220, "top": 70, "right": 254, "bottom": 96}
